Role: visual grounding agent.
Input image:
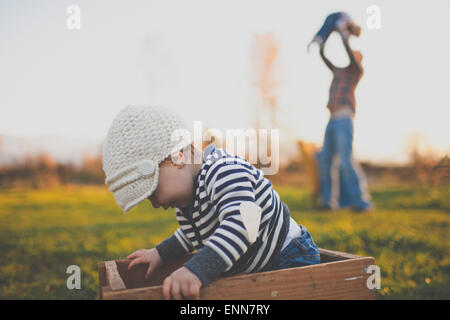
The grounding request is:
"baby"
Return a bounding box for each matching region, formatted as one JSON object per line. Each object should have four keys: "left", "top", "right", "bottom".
{"left": 308, "top": 11, "right": 361, "bottom": 52}
{"left": 102, "top": 105, "right": 320, "bottom": 299}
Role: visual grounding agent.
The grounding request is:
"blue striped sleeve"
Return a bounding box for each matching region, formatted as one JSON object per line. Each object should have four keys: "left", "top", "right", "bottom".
{"left": 203, "top": 159, "right": 257, "bottom": 269}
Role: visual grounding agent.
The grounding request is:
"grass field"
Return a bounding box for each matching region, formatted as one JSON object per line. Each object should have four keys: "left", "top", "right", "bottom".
{"left": 0, "top": 184, "right": 448, "bottom": 299}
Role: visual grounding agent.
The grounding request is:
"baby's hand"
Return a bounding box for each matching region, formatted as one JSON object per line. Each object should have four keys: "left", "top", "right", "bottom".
{"left": 127, "top": 248, "right": 162, "bottom": 279}
{"left": 162, "top": 267, "right": 202, "bottom": 300}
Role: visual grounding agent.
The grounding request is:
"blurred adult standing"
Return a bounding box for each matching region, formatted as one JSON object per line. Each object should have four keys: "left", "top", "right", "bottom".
{"left": 311, "top": 13, "right": 372, "bottom": 211}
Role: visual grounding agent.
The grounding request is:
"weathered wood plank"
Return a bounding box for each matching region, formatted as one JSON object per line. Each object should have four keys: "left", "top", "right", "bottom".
{"left": 98, "top": 261, "right": 106, "bottom": 300}
{"left": 98, "top": 262, "right": 106, "bottom": 287}
{"left": 104, "top": 248, "right": 354, "bottom": 290}
{"left": 101, "top": 257, "right": 377, "bottom": 300}
{"left": 318, "top": 248, "right": 362, "bottom": 262}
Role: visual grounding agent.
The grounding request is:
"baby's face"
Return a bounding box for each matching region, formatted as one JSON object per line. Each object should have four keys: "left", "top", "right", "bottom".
{"left": 147, "top": 154, "right": 195, "bottom": 210}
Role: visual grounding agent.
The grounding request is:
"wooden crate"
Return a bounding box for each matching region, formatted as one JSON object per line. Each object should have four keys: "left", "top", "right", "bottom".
{"left": 98, "top": 248, "right": 377, "bottom": 300}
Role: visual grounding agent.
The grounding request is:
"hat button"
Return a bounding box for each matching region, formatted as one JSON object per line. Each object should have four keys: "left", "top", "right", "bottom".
{"left": 138, "top": 160, "right": 155, "bottom": 177}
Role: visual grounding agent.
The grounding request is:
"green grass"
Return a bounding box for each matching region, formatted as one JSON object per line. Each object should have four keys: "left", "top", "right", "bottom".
{"left": 0, "top": 184, "right": 448, "bottom": 299}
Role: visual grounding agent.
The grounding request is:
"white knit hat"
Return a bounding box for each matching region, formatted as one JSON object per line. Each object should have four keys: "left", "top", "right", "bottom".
{"left": 102, "top": 105, "right": 192, "bottom": 213}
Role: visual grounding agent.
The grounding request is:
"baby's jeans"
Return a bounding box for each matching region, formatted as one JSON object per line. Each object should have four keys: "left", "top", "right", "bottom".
{"left": 268, "top": 225, "right": 321, "bottom": 271}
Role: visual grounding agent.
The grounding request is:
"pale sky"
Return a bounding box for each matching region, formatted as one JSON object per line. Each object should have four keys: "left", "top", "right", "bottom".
{"left": 1, "top": 0, "right": 449, "bottom": 164}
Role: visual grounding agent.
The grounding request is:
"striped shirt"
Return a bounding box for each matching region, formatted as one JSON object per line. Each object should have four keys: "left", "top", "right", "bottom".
{"left": 170, "top": 144, "right": 290, "bottom": 282}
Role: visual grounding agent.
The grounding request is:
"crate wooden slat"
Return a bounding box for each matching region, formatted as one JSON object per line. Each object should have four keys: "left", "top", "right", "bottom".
{"left": 98, "top": 248, "right": 377, "bottom": 300}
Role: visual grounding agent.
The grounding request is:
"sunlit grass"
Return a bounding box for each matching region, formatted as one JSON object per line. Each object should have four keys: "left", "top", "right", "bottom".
{"left": 0, "top": 184, "right": 448, "bottom": 299}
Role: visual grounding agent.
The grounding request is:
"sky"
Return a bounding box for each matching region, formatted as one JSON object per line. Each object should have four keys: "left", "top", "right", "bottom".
{"left": 0, "top": 0, "right": 449, "bottom": 164}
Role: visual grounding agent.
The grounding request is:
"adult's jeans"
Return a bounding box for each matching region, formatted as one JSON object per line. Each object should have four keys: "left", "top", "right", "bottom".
{"left": 316, "top": 117, "right": 371, "bottom": 209}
